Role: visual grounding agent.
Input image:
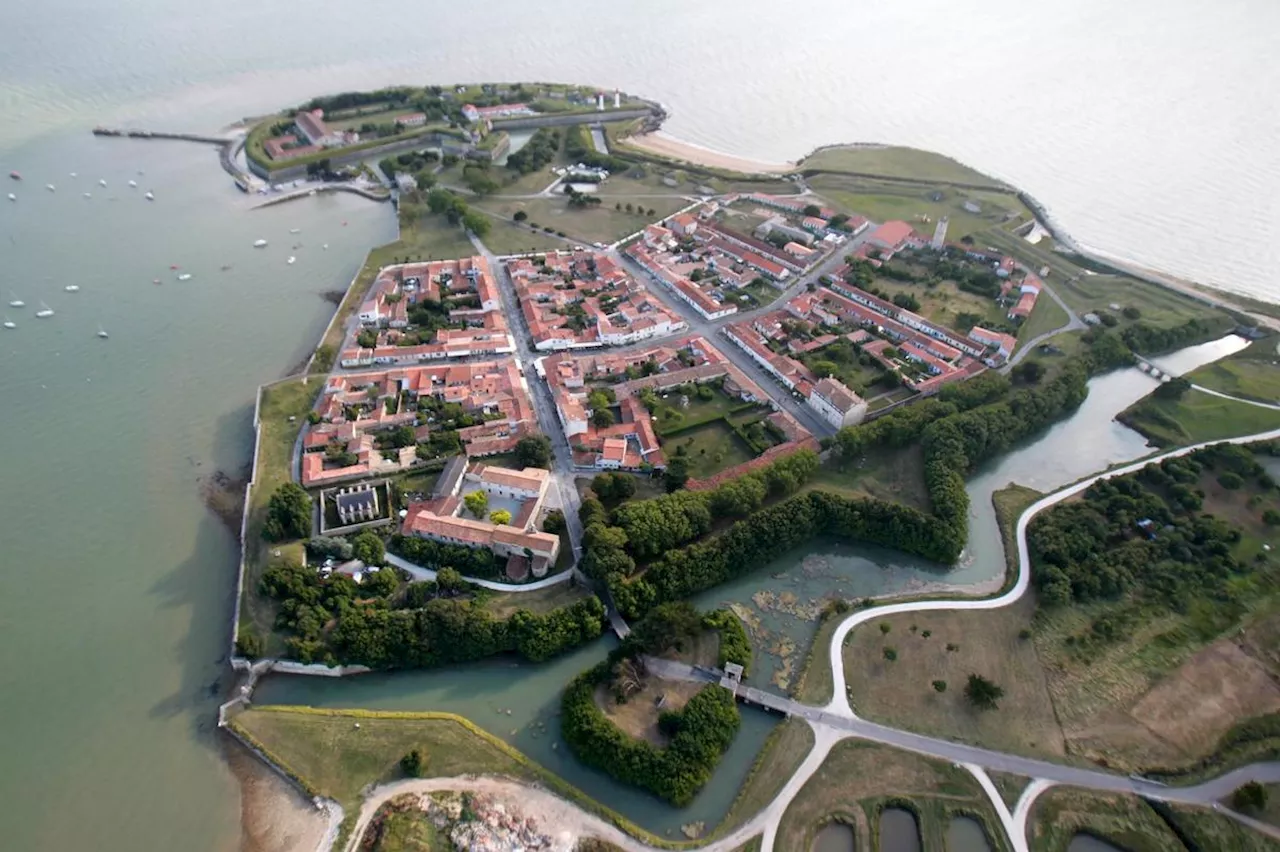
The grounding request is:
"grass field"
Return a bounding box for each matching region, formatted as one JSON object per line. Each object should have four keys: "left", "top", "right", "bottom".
{"left": 800, "top": 145, "right": 1008, "bottom": 189}
{"left": 873, "top": 276, "right": 1008, "bottom": 333}
{"left": 1017, "top": 289, "right": 1070, "bottom": 346}
{"left": 1119, "top": 388, "right": 1280, "bottom": 448}
{"left": 842, "top": 596, "right": 1066, "bottom": 760}
{"left": 716, "top": 719, "right": 814, "bottom": 837}
{"left": 809, "top": 174, "right": 1030, "bottom": 243}
{"left": 473, "top": 195, "right": 687, "bottom": 247}
{"left": 239, "top": 377, "right": 321, "bottom": 654}
{"left": 473, "top": 217, "right": 572, "bottom": 256}
{"left": 1187, "top": 334, "right": 1280, "bottom": 403}
{"left": 774, "top": 740, "right": 1011, "bottom": 852}
{"left": 790, "top": 609, "right": 844, "bottom": 705}
{"left": 366, "top": 806, "right": 450, "bottom": 851}
{"left": 1029, "top": 788, "right": 1181, "bottom": 852}
{"left": 803, "top": 445, "right": 931, "bottom": 512}
{"left": 1161, "top": 804, "right": 1280, "bottom": 852}
{"left": 663, "top": 421, "right": 754, "bottom": 479}
{"left": 482, "top": 583, "right": 592, "bottom": 619}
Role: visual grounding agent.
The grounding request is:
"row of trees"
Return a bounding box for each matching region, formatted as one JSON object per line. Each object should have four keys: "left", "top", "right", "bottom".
{"left": 1121, "top": 317, "right": 1220, "bottom": 354}
{"left": 259, "top": 557, "right": 606, "bottom": 667}
{"left": 424, "top": 187, "right": 490, "bottom": 238}
{"left": 560, "top": 659, "right": 741, "bottom": 806}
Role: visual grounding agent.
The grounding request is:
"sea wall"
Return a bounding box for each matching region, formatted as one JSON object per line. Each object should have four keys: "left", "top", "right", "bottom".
{"left": 249, "top": 133, "right": 472, "bottom": 182}
{"left": 491, "top": 107, "right": 653, "bottom": 132}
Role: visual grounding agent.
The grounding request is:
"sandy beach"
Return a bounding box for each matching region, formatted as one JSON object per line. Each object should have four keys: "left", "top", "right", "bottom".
{"left": 224, "top": 738, "right": 329, "bottom": 852}
{"left": 621, "top": 131, "right": 795, "bottom": 175}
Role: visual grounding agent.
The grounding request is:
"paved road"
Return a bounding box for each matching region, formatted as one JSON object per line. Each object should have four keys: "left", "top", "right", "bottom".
{"left": 383, "top": 551, "right": 574, "bottom": 591}
{"left": 1004, "top": 276, "right": 1085, "bottom": 369}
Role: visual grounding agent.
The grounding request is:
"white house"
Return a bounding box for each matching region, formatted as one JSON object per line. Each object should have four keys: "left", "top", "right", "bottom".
{"left": 807, "top": 377, "right": 868, "bottom": 430}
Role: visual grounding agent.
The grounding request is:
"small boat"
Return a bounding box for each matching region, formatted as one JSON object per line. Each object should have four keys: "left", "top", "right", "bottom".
{"left": 35, "top": 302, "right": 54, "bottom": 318}
{"left": 6, "top": 193, "right": 15, "bottom": 201}
{"left": 253, "top": 239, "right": 268, "bottom": 248}
{"left": 8, "top": 171, "right": 19, "bottom": 181}
{"left": 8, "top": 293, "right": 23, "bottom": 308}
{"left": 98, "top": 179, "right": 107, "bottom": 187}
{"left": 220, "top": 264, "right": 232, "bottom": 272}
{"left": 64, "top": 285, "right": 80, "bottom": 292}
{"left": 169, "top": 264, "right": 179, "bottom": 270}
{"left": 97, "top": 324, "right": 109, "bottom": 339}
{"left": 287, "top": 256, "right": 296, "bottom": 265}
{"left": 144, "top": 191, "right": 154, "bottom": 201}
{"left": 3, "top": 316, "right": 15, "bottom": 329}
{"left": 128, "top": 180, "right": 137, "bottom": 188}
{"left": 289, "top": 228, "right": 301, "bottom": 234}
{"left": 177, "top": 273, "right": 192, "bottom": 281}
{"left": 322, "top": 243, "right": 329, "bottom": 250}
{"left": 152, "top": 278, "right": 161, "bottom": 285}
{"left": 69, "top": 172, "right": 77, "bottom": 178}
{"left": 46, "top": 184, "right": 55, "bottom": 192}
{"left": 82, "top": 192, "right": 91, "bottom": 199}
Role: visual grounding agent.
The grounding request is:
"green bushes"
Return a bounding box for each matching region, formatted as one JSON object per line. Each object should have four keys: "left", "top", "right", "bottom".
{"left": 703, "top": 609, "right": 751, "bottom": 673}
{"left": 560, "top": 661, "right": 741, "bottom": 806}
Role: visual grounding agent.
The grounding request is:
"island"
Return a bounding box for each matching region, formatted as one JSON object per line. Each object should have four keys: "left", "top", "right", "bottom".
{"left": 160, "top": 82, "right": 1280, "bottom": 852}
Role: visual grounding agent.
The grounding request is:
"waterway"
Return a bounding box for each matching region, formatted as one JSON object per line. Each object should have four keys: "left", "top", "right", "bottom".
{"left": 0, "top": 1, "right": 1274, "bottom": 848}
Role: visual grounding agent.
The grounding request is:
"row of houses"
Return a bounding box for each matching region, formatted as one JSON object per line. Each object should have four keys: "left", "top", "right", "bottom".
{"left": 505, "top": 250, "right": 686, "bottom": 350}
{"left": 301, "top": 360, "right": 538, "bottom": 486}
{"left": 340, "top": 257, "right": 516, "bottom": 367}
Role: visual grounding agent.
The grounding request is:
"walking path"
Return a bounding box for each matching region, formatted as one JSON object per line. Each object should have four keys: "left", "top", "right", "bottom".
{"left": 382, "top": 551, "right": 574, "bottom": 591}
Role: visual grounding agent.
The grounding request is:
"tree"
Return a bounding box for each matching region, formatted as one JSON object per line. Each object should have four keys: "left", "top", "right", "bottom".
{"left": 1013, "top": 360, "right": 1045, "bottom": 384}
{"left": 879, "top": 622, "right": 892, "bottom": 635}
{"left": 490, "top": 509, "right": 512, "bottom": 525}
{"left": 543, "top": 509, "right": 566, "bottom": 534}
{"left": 592, "top": 408, "right": 615, "bottom": 429}
{"left": 932, "top": 679, "right": 947, "bottom": 693}
{"left": 1155, "top": 376, "right": 1191, "bottom": 400}
{"left": 633, "top": 601, "right": 702, "bottom": 655}
{"left": 515, "top": 435, "right": 553, "bottom": 469}
{"left": 592, "top": 472, "right": 635, "bottom": 504}
{"left": 263, "top": 483, "right": 312, "bottom": 541}
{"left": 883, "top": 646, "right": 897, "bottom": 661}
{"left": 356, "top": 329, "right": 377, "bottom": 349}
{"left": 462, "top": 209, "right": 491, "bottom": 238}
{"left": 803, "top": 204, "right": 822, "bottom": 217}
{"left": 811, "top": 360, "right": 838, "bottom": 379}
{"left": 513, "top": 210, "right": 528, "bottom": 222}
{"left": 964, "top": 674, "right": 1004, "bottom": 711}
{"left": 352, "top": 531, "right": 385, "bottom": 565}
{"left": 400, "top": 749, "right": 426, "bottom": 777}
{"left": 435, "top": 567, "right": 467, "bottom": 595}
{"left": 463, "top": 490, "right": 489, "bottom": 518}
{"left": 1232, "top": 781, "right": 1268, "bottom": 814}
{"left": 664, "top": 456, "right": 689, "bottom": 493}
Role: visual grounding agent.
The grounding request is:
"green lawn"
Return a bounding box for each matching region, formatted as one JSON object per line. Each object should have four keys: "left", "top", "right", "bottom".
{"left": 800, "top": 145, "right": 1008, "bottom": 189}
{"left": 809, "top": 174, "right": 1029, "bottom": 242}
{"left": 1017, "top": 289, "right": 1070, "bottom": 346}
{"left": 663, "top": 421, "right": 754, "bottom": 479}
{"left": 473, "top": 195, "right": 686, "bottom": 246}
{"left": 803, "top": 446, "right": 931, "bottom": 512}
{"left": 239, "top": 377, "right": 321, "bottom": 654}
{"left": 482, "top": 583, "right": 592, "bottom": 619}
{"left": 1029, "top": 788, "right": 1182, "bottom": 852}
{"left": 1119, "top": 388, "right": 1280, "bottom": 448}
{"left": 475, "top": 217, "right": 573, "bottom": 256}
{"left": 1187, "top": 335, "right": 1280, "bottom": 403}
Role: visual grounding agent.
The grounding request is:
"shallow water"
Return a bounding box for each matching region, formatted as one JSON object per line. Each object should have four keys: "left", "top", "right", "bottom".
{"left": 813, "top": 820, "right": 857, "bottom": 852}
{"left": 945, "top": 816, "right": 993, "bottom": 852}
{"left": 878, "top": 807, "right": 922, "bottom": 852}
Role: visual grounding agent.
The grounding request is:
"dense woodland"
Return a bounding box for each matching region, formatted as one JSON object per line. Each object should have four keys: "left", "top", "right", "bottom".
{"left": 560, "top": 655, "right": 741, "bottom": 806}
{"left": 257, "top": 561, "right": 605, "bottom": 667}
{"left": 1029, "top": 442, "right": 1278, "bottom": 655}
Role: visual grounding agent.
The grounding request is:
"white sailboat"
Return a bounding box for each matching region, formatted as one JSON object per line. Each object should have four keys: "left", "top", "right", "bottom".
{"left": 98, "top": 179, "right": 107, "bottom": 187}
{"left": 8, "top": 293, "right": 24, "bottom": 308}
{"left": 287, "top": 256, "right": 296, "bottom": 265}
{"left": 253, "top": 239, "right": 268, "bottom": 248}
{"left": 144, "top": 191, "right": 154, "bottom": 201}
{"left": 128, "top": 180, "right": 137, "bottom": 188}
{"left": 97, "top": 324, "right": 109, "bottom": 339}
{"left": 177, "top": 273, "right": 192, "bottom": 281}
{"left": 35, "top": 302, "right": 54, "bottom": 318}
{"left": 46, "top": 184, "right": 55, "bottom": 192}
{"left": 64, "top": 284, "right": 80, "bottom": 292}
{"left": 3, "top": 316, "right": 15, "bottom": 329}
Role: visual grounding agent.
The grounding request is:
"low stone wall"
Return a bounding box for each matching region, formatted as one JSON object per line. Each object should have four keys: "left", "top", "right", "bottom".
{"left": 249, "top": 132, "right": 472, "bottom": 182}
{"left": 491, "top": 107, "right": 653, "bottom": 132}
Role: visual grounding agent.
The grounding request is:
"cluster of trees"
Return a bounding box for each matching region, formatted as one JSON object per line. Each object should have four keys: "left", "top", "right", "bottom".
{"left": 1028, "top": 443, "right": 1271, "bottom": 647}
{"left": 506, "top": 128, "right": 561, "bottom": 174}
{"left": 462, "top": 163, "right": 499, "bottom": 196}
{"left": 391, "top": 533, "right": 500, "bottom": 578}
{"left": 565, "top": 187, "right": 602, "bottom": 209}
{"left": 591, "top": 471, "right": 636, "bottom": 505}
{"left": 260, "top": 557, "right": 606, "bottom": 668}
{"left": 512, "top": 435, "right": 552, "bottom": 469}
{"left": 1121, "top": 318, "right": 1220, "bottom": 354}
{"left": 560, "top": 658, "right": 741, "bottom": 806}
{"left": 424, "top": 188, "right": 490, "bottom": 238}
{"left": 564, "top": 124, "right": 629, "bottom": 173}
{"left": 702, "top": 609, "right": 751, "bottom": 673}
{"left": 263, "top": 483, "right": 312, "bottom": 541}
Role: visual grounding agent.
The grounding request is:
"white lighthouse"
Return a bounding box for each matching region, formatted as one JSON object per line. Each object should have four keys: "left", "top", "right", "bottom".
{"left": 596, "top": 92, "right": 604, "bottom": 111}
{"left": 614, "top": 89, "right": 621, "bottom": 109}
